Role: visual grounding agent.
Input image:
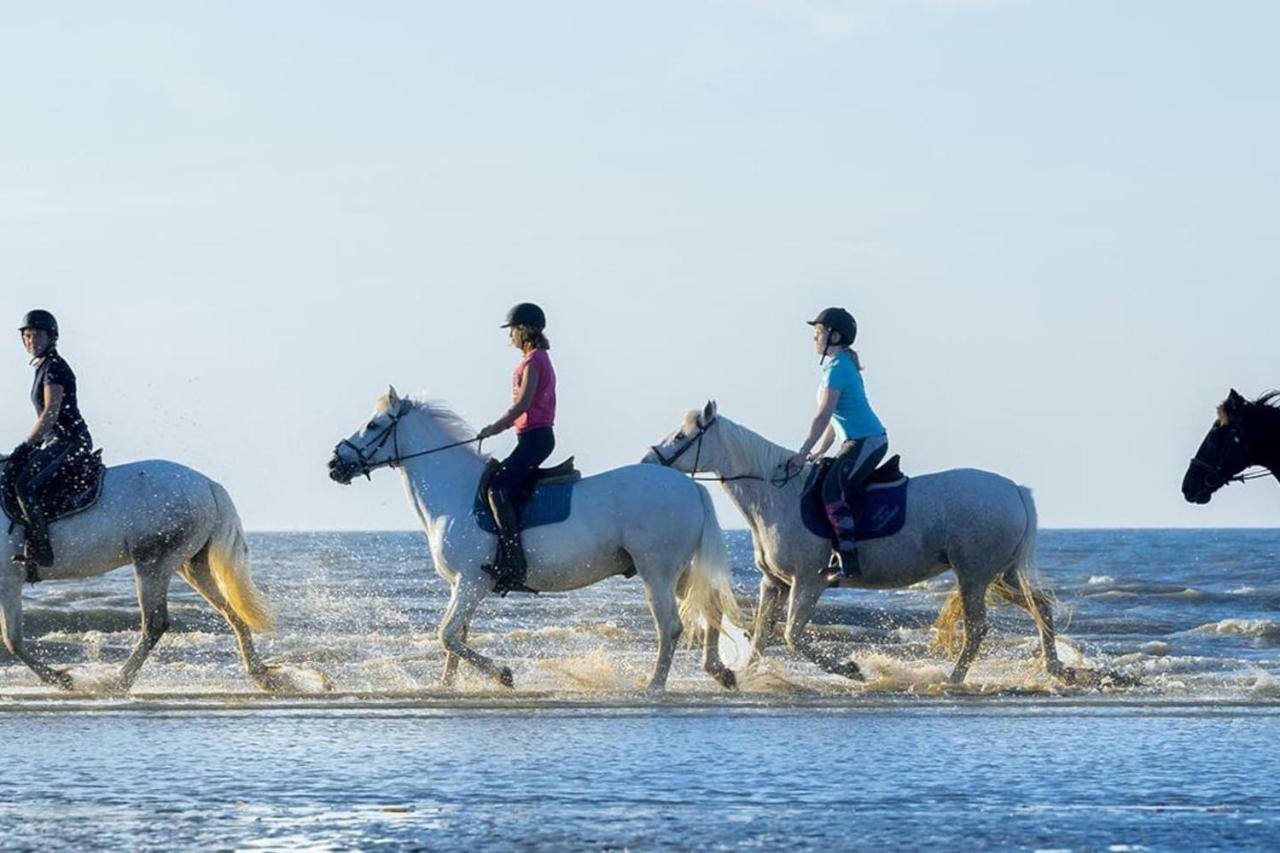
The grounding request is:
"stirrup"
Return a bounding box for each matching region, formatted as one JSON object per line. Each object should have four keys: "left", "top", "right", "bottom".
{"left": 12, "top": 551, "right": 42, "bottom": 584}
{"left": 826, "top": 547, "right": 861, "bottom": 580}
{"left": 482, "top": 562, "right": 537, "bottom": 597}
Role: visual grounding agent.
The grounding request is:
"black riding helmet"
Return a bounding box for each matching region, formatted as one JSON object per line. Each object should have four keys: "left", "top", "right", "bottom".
{"left": 501, "top": 302, "right": 547, "bottom": 331}
{"left": 18, "top": 309, "right": 59, "bottom": 340}
{"left": 807, "top": 307, "right": 857, "bottom": 346}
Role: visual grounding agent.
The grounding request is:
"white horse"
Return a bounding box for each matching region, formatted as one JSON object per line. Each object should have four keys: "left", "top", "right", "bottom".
{"left": 645, "top": 402, "right": 1079, "bottom": 686}
{"left": 0, "top": 453, "right": 301, "bottom": 693}
{"left": 327, "top": 388, "right": 740, "bottom": 692}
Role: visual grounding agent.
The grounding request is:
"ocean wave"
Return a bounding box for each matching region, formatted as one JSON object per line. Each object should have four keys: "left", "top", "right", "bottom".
{"left": 1192, "top": 619, "right": 1280, "bottom": 641}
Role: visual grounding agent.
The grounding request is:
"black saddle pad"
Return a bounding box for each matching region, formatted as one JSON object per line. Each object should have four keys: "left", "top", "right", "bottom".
{"left": 1, "top": 448, "right": 106, "bottom": 529}
{"left": 801, "top": 454, "right": 909, "bottom": 543}
{"left": 473, "top": 457, "right": 581, "bottom": 534}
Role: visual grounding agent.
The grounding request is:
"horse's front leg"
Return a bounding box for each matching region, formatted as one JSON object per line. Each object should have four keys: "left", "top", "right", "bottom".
{"left": 0, "top": 570, "right": 73, "bottom": 690}
{"left": 117, "top": 561, "right": 175, "bottom": 691}
{"left": 748, "top": 572, "right": 786, "bottom": 666}
{"left": 438, "top": 573, "right": 510, "bottom": 688}
{"left": 783, "top": 575, "right": 864, "bottom": 681}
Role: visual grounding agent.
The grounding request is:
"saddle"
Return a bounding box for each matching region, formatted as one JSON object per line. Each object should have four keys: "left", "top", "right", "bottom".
{"left": 1, "top": 448, "right": 106, "bottom": 533}
{"left": 800, "top": 454, "right": 910, "bottom": 543}
{"left": 473, "top": 456, "right": 581, "bottom": 534}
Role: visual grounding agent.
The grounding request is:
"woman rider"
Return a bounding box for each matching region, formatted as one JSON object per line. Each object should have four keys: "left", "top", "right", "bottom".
{"left": 786, "top": 307, "right": 887, "bottom": 580}
{"left": 10, "top": 309, "right": 94, "bottom": 569}
{"left": 476, "top": 302, "right": 557, "bottom": 590}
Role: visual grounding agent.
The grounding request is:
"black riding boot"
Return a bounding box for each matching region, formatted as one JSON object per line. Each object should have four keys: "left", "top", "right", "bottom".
{"left": 485, "top": 487, "right": 532, "bottom": 595}
{"left": 12, "top": 496, "right": 54, "bottom": 574}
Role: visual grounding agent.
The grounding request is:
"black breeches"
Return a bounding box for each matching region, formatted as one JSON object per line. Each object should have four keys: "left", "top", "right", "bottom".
{"left": 490, "top": 427, "right": 556, "bottom": 503}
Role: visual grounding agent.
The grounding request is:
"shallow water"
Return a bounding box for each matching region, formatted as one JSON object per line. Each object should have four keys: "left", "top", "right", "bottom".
{"left": 4, "top": 529, "right": 1280, "bottom": 847}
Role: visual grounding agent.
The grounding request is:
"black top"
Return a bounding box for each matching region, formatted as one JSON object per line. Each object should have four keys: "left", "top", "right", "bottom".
{"left": 31, "top": 350, "right": 91, "bottom": 444}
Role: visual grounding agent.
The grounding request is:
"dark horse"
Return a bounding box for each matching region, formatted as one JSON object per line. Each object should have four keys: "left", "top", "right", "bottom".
{"left": 1183, "top": 389, "right": 1280, "bottom": 504}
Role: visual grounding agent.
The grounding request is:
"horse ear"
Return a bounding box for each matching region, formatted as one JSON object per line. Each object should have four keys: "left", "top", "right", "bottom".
{"left": 388, "top": 385, "right": 400, "bottom": 404}
{"left": 1227, "top": 388, "right": 1245, "bottom": 409}
{"left": 703, "top": 400, "right": 717, "bottom": 422}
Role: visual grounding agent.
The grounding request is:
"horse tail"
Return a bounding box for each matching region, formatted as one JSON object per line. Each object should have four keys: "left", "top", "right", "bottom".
{"left": 677, "top": 483, "right": 742, "bottom": 637}
{"left": 205, "top": 480, "right": 274, "bottom": 632}
{"left": 1006, "top": 485, "right": 1053, "bottom": 641}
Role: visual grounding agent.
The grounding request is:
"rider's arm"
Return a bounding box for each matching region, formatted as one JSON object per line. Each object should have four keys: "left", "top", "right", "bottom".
{"left": 26, "top": 384, "right": 63, "bottom": 446}
{"left": 798, "top": 388, "right": 840, "bottom": 458}
{"left": 483, "top": 362, "right": 540, "bottom": 436}
{"left": 810, "top": 423, "right": 835, "bottom": 460}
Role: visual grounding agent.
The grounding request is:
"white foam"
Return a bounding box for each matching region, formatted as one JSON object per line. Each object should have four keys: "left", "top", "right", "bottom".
{"left": 1088, "top": 575, "right": 1115, "bottom": 585}
{"left": 1192, "top": 619, "right": 1280, "bottom": 640}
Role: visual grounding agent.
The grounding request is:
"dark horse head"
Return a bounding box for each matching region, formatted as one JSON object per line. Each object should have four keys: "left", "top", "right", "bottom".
{"left": 1182, "top": 389, "right": 1280, "bottom": 504}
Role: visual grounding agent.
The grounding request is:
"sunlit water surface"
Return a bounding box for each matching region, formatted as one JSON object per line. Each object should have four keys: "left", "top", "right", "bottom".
{"left": 3, "top": 529, "right": 1279, "bottom": 848}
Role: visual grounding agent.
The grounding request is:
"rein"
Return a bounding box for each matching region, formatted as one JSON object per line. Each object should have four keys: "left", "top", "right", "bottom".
{"left": 650, "top": 416, "right": 803, "bottom": 488}
{"left": 336, "top": 407, "right": 482, "bottom": 480}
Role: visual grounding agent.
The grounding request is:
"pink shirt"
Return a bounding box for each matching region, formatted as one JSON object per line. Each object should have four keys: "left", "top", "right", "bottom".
{"left": 513, "top": 348, "right": 556, "bottom": 433}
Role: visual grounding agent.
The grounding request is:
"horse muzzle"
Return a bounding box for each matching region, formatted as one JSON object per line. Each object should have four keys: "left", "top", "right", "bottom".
{"left": 327, "top": 454, "right": 357, "bottom": 485}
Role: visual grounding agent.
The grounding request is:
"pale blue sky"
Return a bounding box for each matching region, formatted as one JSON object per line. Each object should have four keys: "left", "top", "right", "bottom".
{"left": 2, "top": 1, "right": 1277, "bottom": 529}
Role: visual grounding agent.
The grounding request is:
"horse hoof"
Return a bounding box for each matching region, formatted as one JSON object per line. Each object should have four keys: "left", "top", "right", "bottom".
{"left": 498, "top": 667, "right": 514, "bottom": 689}
{"left": 716, "top": 669, "right": 738, "bottom": 691}
{"left": 839, "top": 661, "right": 865, "bottom": 682}
{"left": 53, "top": 669, "right": 75, "bottom": 692}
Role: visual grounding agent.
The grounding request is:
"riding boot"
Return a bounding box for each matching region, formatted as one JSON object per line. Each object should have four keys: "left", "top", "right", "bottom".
{"left": 12, "top": 498, "right": 54, "bottom": 576}
{"left": 485, "top": 487, "right": 531, "bottom": 595}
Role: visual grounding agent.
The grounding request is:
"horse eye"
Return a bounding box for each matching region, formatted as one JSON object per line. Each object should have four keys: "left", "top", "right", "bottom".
{"left": 367, "top": 421, "right": 378, "bottom": 431}
{"left": 675, "top": 432, "right": 685, "bottom": 441}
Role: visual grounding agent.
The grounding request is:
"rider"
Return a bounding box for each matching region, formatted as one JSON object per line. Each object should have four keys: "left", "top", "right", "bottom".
{"left": 786, "top": 307, "right": 887, "bottom": 580}
{"left": 10, "top": 309, "right": 94, "bottom": 569}
{"left": 477, "top": 303, "right": 557, "bottom": 589}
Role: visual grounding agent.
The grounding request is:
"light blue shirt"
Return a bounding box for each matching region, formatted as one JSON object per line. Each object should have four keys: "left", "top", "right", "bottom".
{"left": 820, "top": 350, "right": 885, "bottom": 442}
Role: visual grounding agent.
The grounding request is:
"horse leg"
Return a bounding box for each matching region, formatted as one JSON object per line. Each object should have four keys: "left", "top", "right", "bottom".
{"left": 748, "top": 574, "right": 785, "bottom": 667}
{"left": 438, "top": 576, "right": 511, "bottom": 688}
{"left": 949, "top": 580, "right": 989, "bottom": 685}
{"left": 117, "top": 561, "right": 175, "bottom": 690}
{"left": 178, "top": 556, "right": 281, "bottom": 692}
{"left": 441, "top": 624, "right": 467, "bottom": 687}
{"left": 642, "top": 572, "right": 683, "bottom": 693}
{"left": 783, "top": 576, "right": 863, "bottom": 681}
{"left": 994, "top": 565, "right": 1067, "bottom": 681}
{"left": 0, "top": 571, "right": 72, "bottom": 690}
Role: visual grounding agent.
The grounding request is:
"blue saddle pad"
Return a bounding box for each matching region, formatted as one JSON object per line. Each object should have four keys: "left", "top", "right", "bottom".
{"left": 473, "top": 480, "right": 576, "bottom": 534}
{"left": 800, "top": 461, "right": 909, "bottom": 543}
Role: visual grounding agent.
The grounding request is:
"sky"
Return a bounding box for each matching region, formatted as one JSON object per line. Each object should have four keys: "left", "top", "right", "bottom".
{"left": 2, "top": 1, "right": 1278, "bottom": 530}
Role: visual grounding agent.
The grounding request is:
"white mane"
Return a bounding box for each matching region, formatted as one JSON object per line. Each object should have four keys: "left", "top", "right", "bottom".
{"left": 689, "top": 410, "right": 794, "bottom": 478}
{"left": 389, "top": 395, "right": 490, "bottom": 459}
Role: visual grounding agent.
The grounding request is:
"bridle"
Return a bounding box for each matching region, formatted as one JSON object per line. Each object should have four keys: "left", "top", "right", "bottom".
{"left": 649, "top": 415, "right": 802, "bottom": 487}
{"left": 1188, "top": 421, "right": 1270, "bottom": 491}
{"left": 333, "top": 406, "right": 482, "bottom": 480}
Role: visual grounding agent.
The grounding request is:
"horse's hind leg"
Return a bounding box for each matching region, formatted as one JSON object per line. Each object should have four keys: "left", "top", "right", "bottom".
{"left": 994, "top": 565, "right": 1066, "bottom": 680}
{"left": 783, "top": 576, "right": 863, "bottom": 681}
{"left": 117, "top": 560, "right": 176, "bottom": 690}
{"left": 0, "top": 571, "right": 72, "bottom": 690}
{"left": 949, "top": 580, "right": 989, "bottom": 685}
{"left": 748, "top": 574, "right": 786, "bottom": 667}
{"left": 641, "top": 568, "right": 683, "bottom": 692}
{"left": 179, "top": 554, "right": 274, "bottom": 690}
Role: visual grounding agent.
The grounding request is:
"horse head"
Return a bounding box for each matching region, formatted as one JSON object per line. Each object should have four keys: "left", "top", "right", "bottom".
{"left": 643, "top": 400, "right": 721, "bottom": 473}
{"left": 1182, "top": 388, "right": 1272, "bottom": 504}
{"left": 328, "top": 385, "right": 411, "bottom": 485}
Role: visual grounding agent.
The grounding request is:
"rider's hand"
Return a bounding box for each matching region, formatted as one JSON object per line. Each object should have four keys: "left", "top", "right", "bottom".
{"left": 785, "top": 451, "right": 808, "bottom": 474}
{"left": 477, "top": 423, "right": 501, "bottom": 440}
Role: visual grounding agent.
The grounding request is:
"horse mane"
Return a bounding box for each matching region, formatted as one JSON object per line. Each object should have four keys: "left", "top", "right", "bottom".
{"left": 698, "top": 410, "right": 795, "bottom": 477}
{"left": 386, "top": 394, "right": 489, "bottom": 459}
